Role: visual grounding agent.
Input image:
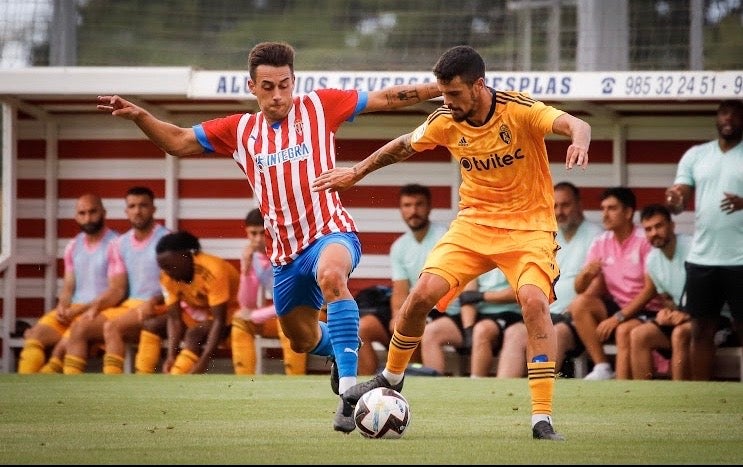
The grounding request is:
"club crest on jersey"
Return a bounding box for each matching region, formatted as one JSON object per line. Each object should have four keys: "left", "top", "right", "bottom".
{"left": 294, "top": 120, "right": 304, "bottom": 136}
{"left": 499, "top": 124, "right": 511, "bottom": 144}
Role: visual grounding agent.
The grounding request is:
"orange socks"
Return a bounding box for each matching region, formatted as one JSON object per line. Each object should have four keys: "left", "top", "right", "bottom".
{"left": 386, "top": 329, "right": 421, "bottom": 374}
{"left": 527, "top": 361, "right": 556, "bottom": 416}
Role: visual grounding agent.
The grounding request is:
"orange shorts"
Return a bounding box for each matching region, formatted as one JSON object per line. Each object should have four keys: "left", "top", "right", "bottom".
{"left": 38, "top": 304, "right": 86, "bottom": 334}
{"left": 422, "top": 217, "right": 560, "bottom": 311}
{"left": 101, "top": 298, "right": 168, "bottom": 320}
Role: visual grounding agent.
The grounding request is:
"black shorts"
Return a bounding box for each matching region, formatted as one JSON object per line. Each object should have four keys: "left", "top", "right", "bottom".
{"left": 556, "top": 312, "right": 586, "bottom": 357}
{"left": 476, "top": 310, "right": 523, "bottom": 332}
{"left": 428, "top": 311, "right": 463, "bottom": 328}
{"left": 561, "top": 297, "right": 656, "bottom": 356}
{"left": 684, "top": 262, "right": 743, "bottom": 321}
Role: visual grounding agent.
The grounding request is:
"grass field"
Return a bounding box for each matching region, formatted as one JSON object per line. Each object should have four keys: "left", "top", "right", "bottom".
{"left": 1, "top": 374, "right": 741, "bottom": 465}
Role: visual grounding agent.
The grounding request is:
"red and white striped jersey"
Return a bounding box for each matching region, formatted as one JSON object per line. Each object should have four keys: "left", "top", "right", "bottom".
{"left": 196, "top": 89, "right": 361, "bottom": 265}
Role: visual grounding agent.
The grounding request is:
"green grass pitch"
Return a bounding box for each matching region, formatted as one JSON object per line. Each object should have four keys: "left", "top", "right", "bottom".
{"left": 0, "top": 374, "right": 741, "bottom": 464}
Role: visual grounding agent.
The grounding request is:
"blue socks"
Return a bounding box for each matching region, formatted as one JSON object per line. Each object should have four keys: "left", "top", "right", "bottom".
{"left": 309, "top": 321, "right": 334, "bottom": 357}
{"left": 326, "top": 299, "right": 360, "bottom": 379}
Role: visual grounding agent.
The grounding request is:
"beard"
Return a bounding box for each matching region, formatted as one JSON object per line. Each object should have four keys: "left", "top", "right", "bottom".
{"left": 80, "top": 218, "right": 104, "bottom": 235}
{"left": 719, "top": 126, "right": 743, "bottom": 143}
{"left": 408, "top": 217, "right": 430, "bottom": 233}
{"left": 650, "top": 237, "right": 669, "bottom": 249}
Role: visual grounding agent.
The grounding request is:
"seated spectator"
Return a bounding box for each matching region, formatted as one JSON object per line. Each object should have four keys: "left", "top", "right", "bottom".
{"left": 629, "top": 204, "right": 692, "bottom": 380}
{"left": 458, "top": 268, "right": 523, "bottom": 378}
{"left": 507, "top": 181, "right": 603, "bottom": 376}
{"left": 560, "top": 186, "right": 663, "bottom": 380}
{"left": 63, "top": 186, "right": 169, "bottom": 374}
{"left": 156, "top": 231, "right": 240, "bottom": 374}
{"left": 17, "top": 194, "right": 119, "bottom": 373}
{"left": 231, "top": 209, "right": 306, "bottom": 375}
{"left": 418, "top": 297, "right": 465, "bottom": 376}
{"left": 354, "top": 284, "right": 392, "bottom": 373}
{"left": 358, "top": 183, "right": 450, "bottom": 375}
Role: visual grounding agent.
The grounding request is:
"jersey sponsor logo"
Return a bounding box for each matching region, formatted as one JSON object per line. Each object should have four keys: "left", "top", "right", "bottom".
{"left": 459, "top": 148, "right": 525, "bottom": 172}
{"left": 255, "top": 142, "right": 311, "bottom": 171}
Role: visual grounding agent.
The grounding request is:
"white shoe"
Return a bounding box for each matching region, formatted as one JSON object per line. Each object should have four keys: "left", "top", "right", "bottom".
{"left": 584, "top": 363, "right": 615, "bottom": 380}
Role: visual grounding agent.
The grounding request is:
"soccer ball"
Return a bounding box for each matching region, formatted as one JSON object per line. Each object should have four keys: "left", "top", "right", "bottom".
{"left": 353, "top": 387, "right": 411, "bottom": 439}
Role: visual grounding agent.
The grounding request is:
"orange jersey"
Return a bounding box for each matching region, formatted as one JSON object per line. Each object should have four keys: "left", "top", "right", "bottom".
{"left": 410, "top": 90, "right": 563, "bottom": 232}
{"left": 160, "top": 252, "right": 240, "bottom": 323}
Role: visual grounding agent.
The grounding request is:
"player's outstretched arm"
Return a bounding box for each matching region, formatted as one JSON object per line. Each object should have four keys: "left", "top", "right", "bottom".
{"left": 312, "top": 133, "right": 417, "bottom": 192}
{"left": 363, "top": 82, "right": 441, "bottom": 113}
{"left": 96, "top": 95, "right": 202, "bottom": 157}
{"left": 552, "top": 113, "right": 591, "bottom": 170}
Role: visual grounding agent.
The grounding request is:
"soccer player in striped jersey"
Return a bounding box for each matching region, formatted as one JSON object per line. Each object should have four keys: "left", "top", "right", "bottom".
{"left": 96, "top": 41, "right": 441, "bottom": 433}
{"left": 313, "top": 45, "right": 591, "bottom": 441}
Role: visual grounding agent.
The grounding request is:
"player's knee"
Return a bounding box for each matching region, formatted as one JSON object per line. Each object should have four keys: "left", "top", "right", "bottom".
{"left": 316, "top": 268, "right": 348, "bottom": 294}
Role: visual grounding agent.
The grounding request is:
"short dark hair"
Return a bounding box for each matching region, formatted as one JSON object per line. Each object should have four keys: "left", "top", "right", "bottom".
{"left": 640, "top": 203, "right": 672, "bottom": 223}
{"left": 718, "top": 99, "right": 743, "bottom": 114}
{"left": 245, "top": 208, "right": 264, "bottom": 227}
{"left": 399, "top": 183, "right": 431, "bottom": 203}
{"left": 156, "top": 231, "right": 200, "bottom": 254}
{"left": 554, "top": 181, "right": 580, "bottom": 200}
{"left": 248, "top": 42, "right": 295, "bottom": 80}
{"left": 126, "top": 186, "right": 155, "bottom": 200}
{"left": 601, "top": 186, "right": 636, "bottom": 211}
{"left": 432, "top": 45, "right": 485, "bottom": 86}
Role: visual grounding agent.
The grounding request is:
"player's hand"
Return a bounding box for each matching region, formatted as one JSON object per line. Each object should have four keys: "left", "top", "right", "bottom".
{"left": 665, "top": 185, "right": 685, "bottom": 213}
{"left": 311, "top": 167, "right": 357, "bottom": 192}
{"left": 565, "top": 143, "right": 588, "bottom": 170}
{"left": 96, "top": 95, "right": 143, "bottom": 121}
{"left": 56, "top": 307, "right": 71, "bottom": 325}
{"left": 721, "top": 192, "right": 742, "bottom": 214}
{"left": 596, "top": 316, "right": 617, "bottom": 342}
{"left": 654, "top": 308, "right": 674, "bottom": 326}
{"left": 667, "top": 310, "right": 690, "bottom": 326}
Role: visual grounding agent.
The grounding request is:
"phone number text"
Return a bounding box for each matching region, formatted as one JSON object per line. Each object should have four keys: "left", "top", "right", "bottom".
{"left": 621, "top": 74, "right": 743, "bottom": 97}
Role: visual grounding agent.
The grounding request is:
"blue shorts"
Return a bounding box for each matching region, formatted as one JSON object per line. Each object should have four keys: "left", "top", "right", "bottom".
{"left": 272, "top": 232, "right": 362, "bottom": 317}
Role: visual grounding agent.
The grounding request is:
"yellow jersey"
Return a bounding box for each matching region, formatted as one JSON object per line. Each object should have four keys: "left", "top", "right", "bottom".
{"left": 410, "top": 90, "right": 563, "bottom": 232}
{"left": 160, "top": 251, "right": 240, "bottom": 323}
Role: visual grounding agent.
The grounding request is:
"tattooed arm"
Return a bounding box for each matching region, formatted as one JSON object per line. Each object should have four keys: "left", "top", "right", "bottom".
{"left": 311, "top": 133, "right": 418, "bottom": 193}
{"left": 363, "top": 83, "right": 441, "bottom": 113}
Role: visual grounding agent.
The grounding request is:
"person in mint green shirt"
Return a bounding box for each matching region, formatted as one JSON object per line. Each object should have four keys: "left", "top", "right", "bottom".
{"left": 357, "top": 183, "right": 452, "bottom": 375}
{"left": 665, "top": 99, "right": 743, "bottom": 381}
{"left": 510, "top": 182, "right": 603, "bottom": 375}
{"left": 629, "top": 204, "right": 692, "bottom": 380}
